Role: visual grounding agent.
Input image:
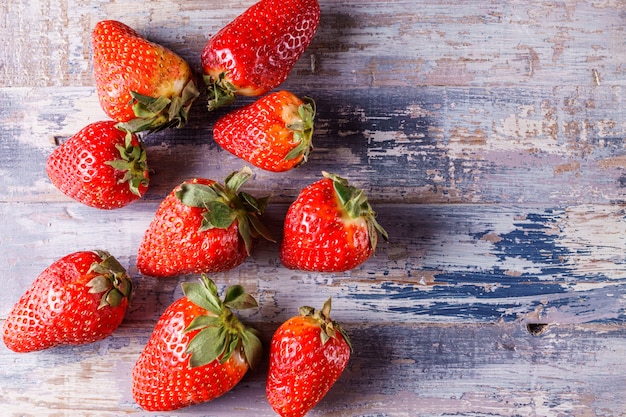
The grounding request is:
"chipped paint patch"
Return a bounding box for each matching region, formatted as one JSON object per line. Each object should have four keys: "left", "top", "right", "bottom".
{"left": 599, "top": 155, "right": 626, "bottom": 169}
{"left": 330, "top": 205, "right": 626, "bottom": 324}
{"left": 556, "top": 205, "right": 626, "bottom": 280}
{"left": 554, "top": 160, "right": 581, "bottom": 175}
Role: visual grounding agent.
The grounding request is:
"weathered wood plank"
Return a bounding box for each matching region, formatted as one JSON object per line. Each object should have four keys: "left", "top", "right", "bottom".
{"left": 1, "top": 322, "right": 624, "bottom": 416}
{"left": 1, "top": 85, "right": 624, "bottom": 205}
{"left": 2, "top": 1, "right": 625, "bottom": 89}
{"left": 2, "top": 202, "right": 624, "bottom": 325}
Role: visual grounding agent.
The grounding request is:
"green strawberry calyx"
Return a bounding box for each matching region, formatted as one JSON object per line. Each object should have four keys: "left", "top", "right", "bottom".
{"left": 284, "top": 97, "right": 316, "bottom": 164}
{"left": 175, "top": 167, "right": 274, "bottom": 255}
{"left": 323, "top": 172, "right": 389, "bottom": 250}
{"left": 86, "top": 250, "right": 133, "bottom": 309}
{"left": 204, "top": 72, "right": 237, "bottom": 112}
{"left": 299, "top": 298, "right": 353, "bottom": 352}
{"left": 105, "top": 129, "right": 149, "bottom": 197}
{"left": 182, "top": 275, "right": 263, "bottom": 369}
{"left": 116, "top": 78, "right": 200, "bottom": 134}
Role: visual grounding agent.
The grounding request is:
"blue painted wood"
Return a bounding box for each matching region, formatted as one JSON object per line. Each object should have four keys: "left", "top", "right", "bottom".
{"left": 1, "top": 203, "right": 624, "bottom": 326}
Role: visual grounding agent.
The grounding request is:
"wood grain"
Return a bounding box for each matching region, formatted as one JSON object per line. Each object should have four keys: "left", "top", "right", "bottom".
{"left": 2, "top": 85, "right": 625, "bottom": 205}
{"left": 1, "top": 323, "right": 624, "bottom": 416}
{"left": 2, "top": 1, "right": 625, "bottom": 89}
{"left": 1, "top": 0, "right": 625, "bottom": 415}
{"left": 2, "top": 203, "right": 624, "bottom": 325}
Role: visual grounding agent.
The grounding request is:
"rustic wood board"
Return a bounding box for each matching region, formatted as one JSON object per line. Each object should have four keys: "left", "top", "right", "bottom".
{"left": 1, "top": 322, "right": 624, "bottom": 417}
{"left": 1, "top": 202, "right": 625, "bottom": 326}
{"left": 1, "top": 0, "right": 625, "bottom": 416}
{"left": 2, "top": 85, "right": 626, "bottom": 205}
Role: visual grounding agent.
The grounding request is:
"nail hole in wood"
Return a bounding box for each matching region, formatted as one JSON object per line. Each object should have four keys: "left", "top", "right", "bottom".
{"left": 526, "top": 323, "right": 549, "bottom": 336}
{"left": 50, "top": 135, "right": 67, "bottom": 146}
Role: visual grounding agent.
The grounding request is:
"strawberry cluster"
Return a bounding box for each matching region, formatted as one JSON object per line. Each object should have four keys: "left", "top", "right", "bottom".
{"left": 4, "top": 0, "right": 389, "bottom": 415}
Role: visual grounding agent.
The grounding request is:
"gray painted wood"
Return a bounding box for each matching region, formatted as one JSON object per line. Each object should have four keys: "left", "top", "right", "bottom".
{"left": 1, "top": 322, "right": 625, "bottom": 416}
{"left": 1, "top": 0, "right": 625, "bottom": 416}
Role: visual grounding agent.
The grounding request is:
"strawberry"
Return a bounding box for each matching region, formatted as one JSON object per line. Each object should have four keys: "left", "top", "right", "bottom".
{"left": 2, "top": 250, "right": 132, "bottom": 353}
{"left": 213, "top": 91, "right": 315, "bottom": 172}
{"left": 137, "top": 167, "right": 273, "bottom": 277}
{"left": 46, "top": 121, "right": 149, "bottom": 210}
{"left": 92, "top": 20, "right": 199, "bottom": 133}
{"left": 266, "top": 298, "right": 351, "bottom": 417}
{"left": 280, "top": 172, "right": 388, "bottom": 272}
{"left": 132, "top": 275, "right": 263, "bottom": 411}
{"left": 201, "top": 0, "right": 320, "bottom": 110}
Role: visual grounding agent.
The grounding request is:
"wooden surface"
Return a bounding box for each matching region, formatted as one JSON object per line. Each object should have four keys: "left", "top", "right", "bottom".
{"left": 1, "top": 1, "right": 625, "bottom": 416}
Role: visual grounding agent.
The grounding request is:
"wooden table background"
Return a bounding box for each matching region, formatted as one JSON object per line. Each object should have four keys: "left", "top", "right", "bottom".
{"left": 1, "top": 1, "right": 625, "bottom": 416}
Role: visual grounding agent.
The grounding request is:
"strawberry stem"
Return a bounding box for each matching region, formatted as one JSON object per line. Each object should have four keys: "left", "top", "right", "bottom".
{"left": 322, "top": 172, "right": 389, "bottom": 249}
{"left": 175, "top": 167, "right": 275, "bottom": 255}
{"left": 116, "top": 79, "right": 199, "bottom": 134}
{"left": 204, "top": 72, "right": 237, "bottom": 111}
{"left": 104, "top": 130, "right": 149, "bottom": 197}
{"left": 86, "top": 250, "right": 133, "bottom": 309}
{"left": 182, "top": 275, "right": 263, "bottom": 369}
{"left": 284, "top": 97, "right": 316, "bottom": 164}
{"left": 299, "top": 298, "right": 353, "bottom": 352}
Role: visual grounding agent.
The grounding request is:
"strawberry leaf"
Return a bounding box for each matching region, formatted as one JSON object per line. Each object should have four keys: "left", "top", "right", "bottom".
{"left": 168, "top": 96, "right": 183, "bottom": 123}
{"left": 239, "top": 191, "right": 263, "bottom": 213}
{"left": 223, "top": 335, "right": 240, "bottom": 363}
{"left": 184, "top": 315, "right": 222, "bottom": 333}
{"left": 224, "top": 285, "right": 258, "bottom": 310}
{"left": 331, "top": 177, "right": 353, "bottom": 208}
{"left": 323, "top": 172, "right": 390, "bottom": 249}
{"left": 224, "top": 166, "right": 253, "bottom": 193}
{"left": 320, "top": 326, "right": 331, "bottom": 345}
{"left": 181, "top": 281, "right": 222, "bottom": 316}
{"left": 176, "top": 183, "right": 219, "bottom": 208}
{"left": 186, "top": 325, "right": 227, "bottom": 368}
{"left": 116, "top": 79, "right": 199, "bottom": 134}
{"left": 237, "top": 216, "right": 253, "bottom": 255}
{"left": 299, "top": 298, "right": 353, "bottom": 352}
{"left": 284, "top": 139, "right": 308, "bottom": 161}
{"left": 320, "top": 297, "right": 332, "bottom": 319}
{"left": 248, "top": 212, "right": 275, "bottom": 243}
{"left": 205, "top": 72, "right": 237, "bottom": 112}
{"left": 130, "top": 92, "right": 171, "bottom": 116}
{"left": 86, "top": 251, "right": 132, "bottom": 309}
{"left": 241, "top": 329, "right": 263, "bottom": 369}
{"left": 87, "top": 275, "right": 111, "bottom": 294}
{"left": 204, "top": 276, "right": 219, "bottom": 296}
{"left": 223, "top": 285, "right": 245, "bottom": 304}
{"left": 176, "top": 169, "right": 273, "bottom": 255}
{"left": 104, "top": 288, "right": 123, "bottom": 308}
{"left": 200, "top": 201, "right": 237, "bottom": 230}
{"left": 239, "top": 192, "right": 274, "bottom": 243}
{"left": 104, "top": 132, "right": 149, "bottom": 197}
{"left": 116, "top": 118, "right": 156, "bottom": 135}
{"left": 181, "top": 276, "right": 263, "bottom": 369}
{"left": 284, "top": 98, "right": 316, "bottom": 163}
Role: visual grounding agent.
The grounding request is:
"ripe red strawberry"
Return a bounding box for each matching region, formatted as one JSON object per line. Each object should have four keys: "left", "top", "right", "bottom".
{"left": 266, "top": 298, "right": 351, "bottom": 417}
{"left": 2, "top": 250, "right": 132, "bottom": 353}
{"left": 201, "top": 0, "right": 320, "bottom": 110}
{"left": 132, "top": 275, "right": 263, "bottom": 411}
{"left": 213, "top": 91, "right": 315, "bottom": 172}
{"left": 92, "top": 20, "right": 199, "bottom": 133}
{"left": 137, "top": 167, "right": 273, "bottom": 277}
{"left": 280, "top": 172, "right": 388, "bottom": 272}
{"left": 46, "top": 121, "right": 149, "bottom": 210}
